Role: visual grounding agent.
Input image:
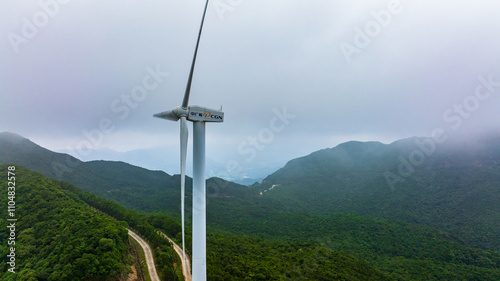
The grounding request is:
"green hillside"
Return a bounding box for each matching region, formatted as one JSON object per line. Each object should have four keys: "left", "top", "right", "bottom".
{"left": 0, "top": 165, "right": 131, "bottom": 280}
{"left": 0, "top": 132, "right": 251, "bottom": 216}
{"left": 257, "top": 135, "right": 500, "bottom": 251}
{"left": 206, "top": 234, "right": 391, "bottom": 281}
{"left": 206, "top": 208, "right": 500, "bottom": 280}
{"left": 2, "top": 132, "right": 499, "bottom": 280}
{"left": 0, "top": 132, "right": 179, "bottom": 213}
{"left": 0, "top": 165, "right": 392, "bottom": 280}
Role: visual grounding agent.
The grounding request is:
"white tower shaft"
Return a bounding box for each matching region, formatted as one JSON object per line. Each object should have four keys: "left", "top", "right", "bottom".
{"left": 154, "top": 2, "right": 218, "bottom": 280}
{"left": 192, "top": 121, "right": 207, "bottom": 281}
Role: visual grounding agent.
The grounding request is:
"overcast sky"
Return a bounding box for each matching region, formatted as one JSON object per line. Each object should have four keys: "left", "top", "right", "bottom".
{"left": 2, "top": 0, "right": 500, "bottom": 178}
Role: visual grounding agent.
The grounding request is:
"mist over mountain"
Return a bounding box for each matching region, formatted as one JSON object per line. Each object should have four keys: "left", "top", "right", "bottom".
{"left": 0, "top": 132, "right": 251, "bottom": 214}
{"left": 2, "top": 131, "right": 500, "bottom": 280}
{"left": 257, "top": 132, "right": 500, "bottom": 250}
{"left": 56, "top": 145, "right": 283, "bottom": 185}
{"left": 0, "top": 133, "right": 398, "bottom": 280}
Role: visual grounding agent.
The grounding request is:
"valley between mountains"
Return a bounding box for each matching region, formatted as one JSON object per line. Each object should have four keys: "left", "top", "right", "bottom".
{"left": 0, "top": 131, "right": 499, "bottom": 280}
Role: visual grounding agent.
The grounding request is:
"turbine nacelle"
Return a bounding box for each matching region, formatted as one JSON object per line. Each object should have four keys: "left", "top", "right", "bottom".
{"left": 187, "top": 106, "right": 224, "bottom": 123}
{"left": 154, "top": 106, "right": 224, "bottom": 123}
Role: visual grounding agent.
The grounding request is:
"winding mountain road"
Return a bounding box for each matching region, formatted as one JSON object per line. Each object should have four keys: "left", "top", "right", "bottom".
{"left": 128, "top": 229, "right": 161, "bottom": 281}
{"left": 128, "top": 228, "right": 192, "bottom": 281}
{"left": 91, "top": 207, "right": 191, "bottom": 280}
{"left": 159, "top": 232, "right": 192, "bottom": 281}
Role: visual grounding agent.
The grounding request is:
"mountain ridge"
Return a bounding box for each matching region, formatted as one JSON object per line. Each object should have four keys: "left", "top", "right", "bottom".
{"left": 257, "top": 132, "right": 500, "bottom": 250}
{"left": 0, "top": 131, "right": 252, "bottom": 214}
{"left": 2, "top": 131, "right": 500, "bottom": 280}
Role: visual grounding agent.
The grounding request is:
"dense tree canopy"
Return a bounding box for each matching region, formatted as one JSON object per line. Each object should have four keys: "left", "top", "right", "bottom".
{"left": 2, "top": 131, "right": 500, "bottom": 280}
{"left": 0, "top": 165, "right": 130, "bottom": 280}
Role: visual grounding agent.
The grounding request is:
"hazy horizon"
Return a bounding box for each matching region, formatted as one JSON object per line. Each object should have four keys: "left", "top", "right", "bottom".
{"left": 2, "top": 128, "right": 499, "bottom": 183}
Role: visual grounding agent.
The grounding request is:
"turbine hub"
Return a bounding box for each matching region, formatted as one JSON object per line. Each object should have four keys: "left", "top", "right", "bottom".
{"left": 153, "top": 106, "right": 189, "bottom": 121}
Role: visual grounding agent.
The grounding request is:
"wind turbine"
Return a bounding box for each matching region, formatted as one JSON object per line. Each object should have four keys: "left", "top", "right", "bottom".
{"left": 154, "top": 1, "right": 223, "bottom": 280}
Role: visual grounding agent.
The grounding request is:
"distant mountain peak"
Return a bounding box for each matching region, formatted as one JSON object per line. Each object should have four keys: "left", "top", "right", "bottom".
{"left": 337, "top": 140, "right": 385, "bottom": 147}
{"left": 0, "top": 131, "right": 29, "bottom": 142}
{"left": 333, "top": 140, "right": 387, "bottom": 152}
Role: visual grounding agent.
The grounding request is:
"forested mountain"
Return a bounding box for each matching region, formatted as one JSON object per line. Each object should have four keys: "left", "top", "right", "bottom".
{"left": 206, "top": 209, "right": 500, "bottom": 280}
{"left": 2, "top": 132, "right": 499, "bottom": 280}
{"left": 0, "top": 166, "right": 393, "bottom": 281}
{"left": 0, "top": 132, "right": 251, "bottom": 215}
{"left": 0, "top": 165, "right": 131, "bottom": 280}
{"left": 257, "top": 133, "right": 500, "bottom": 251}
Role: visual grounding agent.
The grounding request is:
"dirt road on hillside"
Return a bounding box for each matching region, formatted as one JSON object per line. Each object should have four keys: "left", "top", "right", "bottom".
{"left": 159, "top": 232, "right": 192, "bottom": 281}
{"left": 128, "top": 229, "right": 160, "bottom": 281}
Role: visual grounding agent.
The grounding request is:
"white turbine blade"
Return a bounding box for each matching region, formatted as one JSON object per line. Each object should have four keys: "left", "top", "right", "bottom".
{"left": 180, "top": 116, "right": 188, "bottom": 267}
{"left": 182, "top": 0, "right": 210, "bottom": 108}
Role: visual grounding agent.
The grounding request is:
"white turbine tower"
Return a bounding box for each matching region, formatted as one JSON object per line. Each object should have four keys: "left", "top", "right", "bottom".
{"left": 154, "top": 1, "right": 222, "bottom": 280}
